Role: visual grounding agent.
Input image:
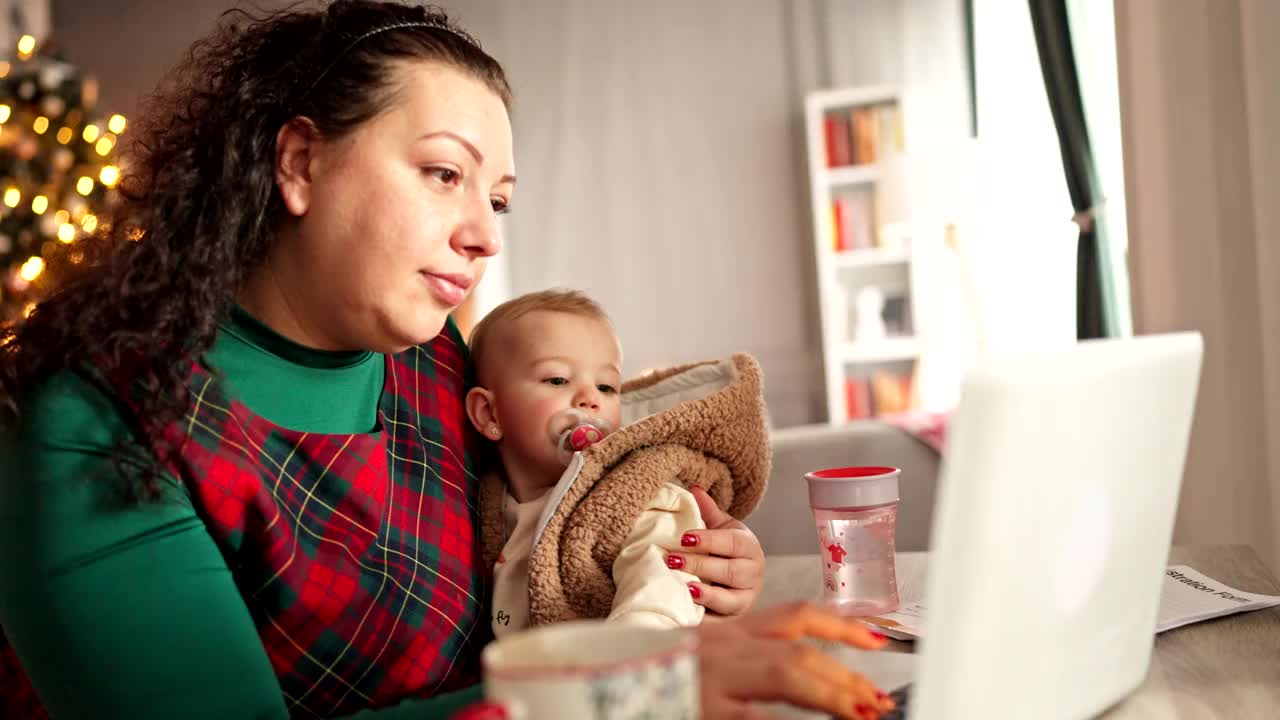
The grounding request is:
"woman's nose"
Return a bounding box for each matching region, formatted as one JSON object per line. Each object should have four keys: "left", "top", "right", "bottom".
{"left": 453, "top": 200, "right": 502, "bottom": 259}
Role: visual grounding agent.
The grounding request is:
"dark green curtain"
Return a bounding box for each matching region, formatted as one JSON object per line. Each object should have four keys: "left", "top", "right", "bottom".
{"left": 1028, "top": 0, "right": 1107, "bottom": 339}
{"left": 964, "top": 0, "right": 978, "bottom": 138}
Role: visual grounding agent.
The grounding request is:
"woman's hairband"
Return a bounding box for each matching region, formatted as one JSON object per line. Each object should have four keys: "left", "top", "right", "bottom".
{"left": 303, "top": 19, "right": 471, "bottom": 99}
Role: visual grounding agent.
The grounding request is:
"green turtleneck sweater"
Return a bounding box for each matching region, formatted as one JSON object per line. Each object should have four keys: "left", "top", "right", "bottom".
{"left": 0, "top": 308, "right": 482, "bottom": 719}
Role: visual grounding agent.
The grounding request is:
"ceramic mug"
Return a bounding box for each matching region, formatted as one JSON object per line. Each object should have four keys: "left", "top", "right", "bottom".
{"left": 482, "top": 620, "right": 700, "bottom": 719}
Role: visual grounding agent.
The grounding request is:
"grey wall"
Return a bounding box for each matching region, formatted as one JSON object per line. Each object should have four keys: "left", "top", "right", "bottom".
{"left": 52, "top": 0, "right": 968, "bottom": 428}
{"left": 51, "top": 0, "right": 291, "bottom": 117}
{"left": 459, "top": 0, "right": 968, "bottom": 427}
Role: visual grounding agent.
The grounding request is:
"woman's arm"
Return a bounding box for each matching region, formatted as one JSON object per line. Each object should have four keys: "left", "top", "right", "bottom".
{"left": 0, "top": 371, "right": 478, "bottom": 720}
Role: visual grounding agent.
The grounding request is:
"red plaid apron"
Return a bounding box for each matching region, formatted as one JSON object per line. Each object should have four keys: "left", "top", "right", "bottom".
{"left": 2, "top": 330, "right": 489, "bottom": 718}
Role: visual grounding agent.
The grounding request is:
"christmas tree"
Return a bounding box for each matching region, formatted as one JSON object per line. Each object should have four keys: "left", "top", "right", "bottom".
{"left": 0, "top": 32, "right": 124, "bottom": 327}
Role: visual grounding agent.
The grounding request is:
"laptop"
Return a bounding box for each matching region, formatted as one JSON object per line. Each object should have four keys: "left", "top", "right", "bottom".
{"left": 861, "top": 332, "right": 1203, "bottom": 719}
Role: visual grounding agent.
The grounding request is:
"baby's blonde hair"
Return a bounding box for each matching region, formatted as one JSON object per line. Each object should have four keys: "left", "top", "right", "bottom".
{"left": 468, "top": 289, "right": 614, "bottom": 385}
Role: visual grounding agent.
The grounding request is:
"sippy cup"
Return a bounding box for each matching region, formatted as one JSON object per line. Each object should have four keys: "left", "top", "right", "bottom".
{"left": 804, "top": 466, "right": 901, "bottom": 616}
{"left": 546, "top": 408, "right": 614, "bottom": 466}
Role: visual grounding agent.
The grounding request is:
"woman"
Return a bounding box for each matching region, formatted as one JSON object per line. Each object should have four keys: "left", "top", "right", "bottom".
{"left": 0, "top": 2, "right": 894, "bottom": 719}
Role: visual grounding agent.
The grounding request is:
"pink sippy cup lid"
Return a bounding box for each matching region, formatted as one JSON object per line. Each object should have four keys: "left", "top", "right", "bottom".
{"left": 804, "top": 466, "right": 900, "bottom": 510}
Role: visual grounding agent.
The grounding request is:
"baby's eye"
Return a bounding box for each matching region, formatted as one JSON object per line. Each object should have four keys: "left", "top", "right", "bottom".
{"left": 597, "top": 384, "right": 618, "bottom": 394}
{"left": 543, "top": 377, "right": 569, "bottom": 386}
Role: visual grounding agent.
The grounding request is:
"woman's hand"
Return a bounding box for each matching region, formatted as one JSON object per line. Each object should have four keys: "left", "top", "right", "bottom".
{"left": 696, "top": 602, "right": 897, "bottom": 720}
{"left": 671, "top": 487, "right": 766, "bottom": 617}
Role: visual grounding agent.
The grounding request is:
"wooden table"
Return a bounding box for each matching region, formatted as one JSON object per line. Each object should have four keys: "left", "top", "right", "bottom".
{"left": 759, "top": 545, "right": 1280, "bottom": 719}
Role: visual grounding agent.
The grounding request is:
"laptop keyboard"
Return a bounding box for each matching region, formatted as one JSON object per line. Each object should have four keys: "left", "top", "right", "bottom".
{"left": 881, "top": 683, "right": 911, "bottom": 719}
{"left": 840, "top": 683, "right": 910, "bottom": 720}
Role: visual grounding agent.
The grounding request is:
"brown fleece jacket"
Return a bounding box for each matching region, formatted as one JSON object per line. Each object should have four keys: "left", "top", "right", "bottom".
{"left": 479, "top": 353, "right": 771, "bottom": 626}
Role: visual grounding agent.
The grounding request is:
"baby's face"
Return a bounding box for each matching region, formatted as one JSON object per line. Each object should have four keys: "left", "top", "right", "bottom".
{"left": 488, "top": 310, "right": 623, "bottom": 481}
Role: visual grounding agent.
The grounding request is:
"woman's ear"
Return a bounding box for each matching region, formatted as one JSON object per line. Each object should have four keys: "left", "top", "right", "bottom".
{"left": 466, "top": 386, "right": 502, "bottom": 440}
{"left": 275, "top": 118, "right": 320, "bottom": 217}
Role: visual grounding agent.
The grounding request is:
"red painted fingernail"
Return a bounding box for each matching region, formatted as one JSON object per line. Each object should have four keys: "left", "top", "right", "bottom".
{"left": 869, "top": 630, "right": 887, "bottom": 642}
{"left": 688, "top": 583, "right": 701, "bottom": 599}
{"left": 876, "top": 691, "right": 889, "bottom": 700}
{"left": 855, "top": 703, "right": 872, "bottom": 716}
{"left": 666, "top": 554, "right": 685, "bottom": 570}
{"left": 681, "top": 533, "right": 698, "bottom": 547}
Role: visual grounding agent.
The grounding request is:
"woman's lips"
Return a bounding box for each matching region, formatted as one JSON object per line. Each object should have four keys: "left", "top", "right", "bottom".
{"left": 421, "top": 272, "right": 470, "bottom": 307}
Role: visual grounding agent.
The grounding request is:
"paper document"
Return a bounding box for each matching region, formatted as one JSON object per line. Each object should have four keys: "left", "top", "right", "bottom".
{"left": 1156, "top": 565, "right": 1280, "bottom": 632}
{"left": 861, "top": 565, "right": 1280, "bottom": 641}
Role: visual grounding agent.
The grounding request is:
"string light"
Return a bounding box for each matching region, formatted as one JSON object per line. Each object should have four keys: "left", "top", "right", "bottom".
{"left": 99, "top": 165, "right": 120, "bottom": 187}
{"left": 18, "top": 256, "right": 43, "bottom": 281}
{"left": 0, "top": 35, "right": 128, "bottom": 323}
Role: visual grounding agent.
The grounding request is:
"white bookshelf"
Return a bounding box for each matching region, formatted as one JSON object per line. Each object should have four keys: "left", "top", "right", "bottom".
{"left": 840, "top": 336, "right": 921, "bottom": 364}
{"left": 804, "top": 86, "right": 919, "bottom": 424}
{"left": 825, "top": 165, "right": 880, "bottom": 188}
{"left": 833, "top": 246, "right": 911, "bottom": 269}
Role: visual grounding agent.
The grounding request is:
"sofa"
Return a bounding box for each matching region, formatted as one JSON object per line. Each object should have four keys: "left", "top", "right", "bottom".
{"left": 746, "top": 421, "right": 943, "bottom": 555}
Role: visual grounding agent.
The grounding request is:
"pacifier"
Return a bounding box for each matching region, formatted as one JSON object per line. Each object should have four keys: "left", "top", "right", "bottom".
{"left": 546, "top": 407, "right": 614, "bottom": 466}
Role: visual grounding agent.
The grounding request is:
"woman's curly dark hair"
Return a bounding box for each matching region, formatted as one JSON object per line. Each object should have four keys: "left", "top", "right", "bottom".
{"left": 0, "top": 1, "right": 510, "bottom": 500}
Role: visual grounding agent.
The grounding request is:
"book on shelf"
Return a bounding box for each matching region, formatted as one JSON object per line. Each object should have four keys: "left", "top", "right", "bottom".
{"left": 852, "top": 191, "right": 876, "bottom": 249}
{"left": 832, "top": 198, "right": 847, "bottom": 252}
{"left": 872, "top": 372, "right": 912, "bottom": 414}
{"left": 823, "top": 114, "right": 852, "bottom": 168}
{"left": 822, "top": 103, "right": 903, "bottom": 170}
{"left": 882, "top": 103, "right": 904, "bottom": 157}
{"left": 851, "top": 107, "right": 880, "bottom": 165}
{"left": 844, "top": 372, "right": 914, "bottom": 421}
{"left": 830, "top": 191, "right": 877, "bottom": 252}
{"left": 844, "top": 377, "right": 873, "bottom": 420}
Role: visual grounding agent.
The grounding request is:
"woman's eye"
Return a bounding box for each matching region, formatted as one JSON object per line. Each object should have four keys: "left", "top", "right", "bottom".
{"left": 597, "top": 384, "right": 617, "bottom": 394}
{"left": 543, "top": 377, "right": 569, "bottom": 386}
{"left": 425, "top": 167, "right": 459, "bottom": 184}
{"left": 492, "top": 198, "right": 511, "bottom": 215}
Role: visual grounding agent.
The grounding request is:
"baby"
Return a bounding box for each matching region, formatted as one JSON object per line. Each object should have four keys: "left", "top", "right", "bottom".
{"left": 465, "top": 289, "right": 705, "bottom": 636}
